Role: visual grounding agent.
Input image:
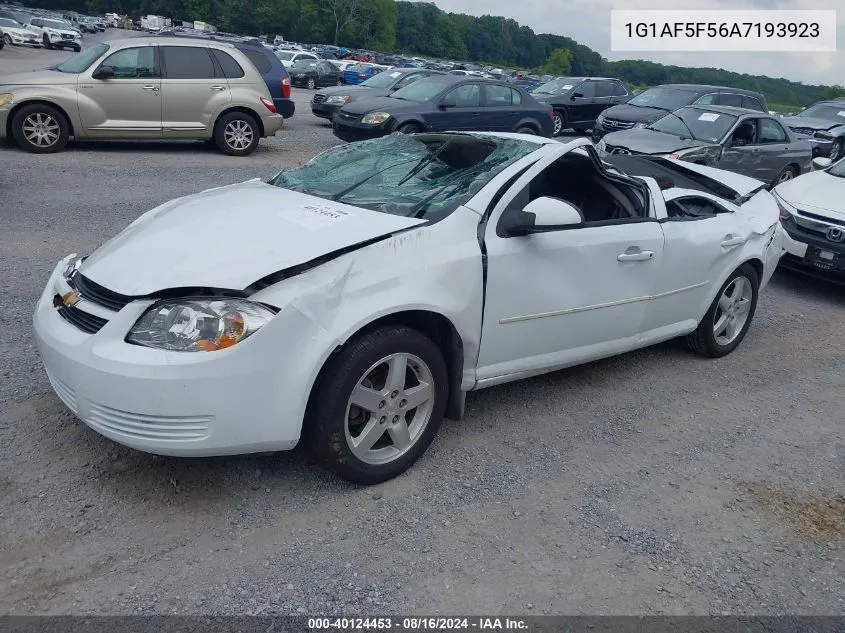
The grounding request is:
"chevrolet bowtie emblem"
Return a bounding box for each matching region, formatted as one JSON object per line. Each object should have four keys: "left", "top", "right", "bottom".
{"left": 62, "top": 290, "right": 81, "bottom": 307}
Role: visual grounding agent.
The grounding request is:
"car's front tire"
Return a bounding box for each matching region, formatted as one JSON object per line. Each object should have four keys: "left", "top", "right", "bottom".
{"left": 772, "top": 164, "right": 797, "bottom": 187}
{"left": 11, "top": 103, "right": 70, "bottom": 153}
{"left": 397, "top": 122, "right": 423, "bottom": 134}
{"left": 3, "top": 34, "right": 12, "bottom": 46}
{"left": 214, "top": 111, "right": 260, "bottom": 156}
{"left": 305, "top": 325, "right": 449, "bottom": 485}
{"left": 42, "top": 34, "right": 52, "bottom": 49}
{"left": 830, "top": 139, "right": 843, "bottom": 162}
{"left": 307, "top": 77, "right": 316, "bottom": 89}
{"left": 686, "top": 263, "right": 759, "bottom": 358}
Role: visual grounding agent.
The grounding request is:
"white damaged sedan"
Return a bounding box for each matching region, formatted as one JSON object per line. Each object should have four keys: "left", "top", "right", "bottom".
{"left": 34, "top": 133, "right": 784, "bottom": 483}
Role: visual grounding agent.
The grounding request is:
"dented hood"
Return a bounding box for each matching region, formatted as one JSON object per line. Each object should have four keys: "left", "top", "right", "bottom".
{"left": 79, "top": 180, "right": 425, "bottom": 295}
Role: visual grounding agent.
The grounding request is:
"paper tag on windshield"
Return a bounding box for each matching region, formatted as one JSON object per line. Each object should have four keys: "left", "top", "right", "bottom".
{"left": 561, "top": 84, "right": 573, "bottom": 90}
{"left": 698, "top": 113, "right": 720, "bottom": 122}
{"left": 389, "top": 71, "right": 401, "bottom": 78}
{"left": 838, "top": 110, "right": 845, "bottom": 117}
{"left": 285, "top": 203, "right": 350, "bottom": 229}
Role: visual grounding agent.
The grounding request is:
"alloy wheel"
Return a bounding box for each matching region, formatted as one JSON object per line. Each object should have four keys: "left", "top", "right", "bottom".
{"left": 778, "top": 168, "right": 795, "bottom": 183}
{"left": 830, "top": 142, "right": 842, "bottom": 161}
{"left": 344, "top": 352, "right": 435, "bottom": 465}
{"left": 552, "top": 113, "right": 563, "bottom": 135}
{"left": 223, "top": 120, "right": 254, "bottom": 151}
{"left": 713, "top": 275, "right": 753, "bottom": 346}
{"left": 22, "top": 113, "right": 60, "bottom": 148}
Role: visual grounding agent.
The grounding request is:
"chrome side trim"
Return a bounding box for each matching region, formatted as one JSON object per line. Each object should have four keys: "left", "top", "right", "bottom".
{"left": 498, "top": 281, "right": 709, "bottom": 324}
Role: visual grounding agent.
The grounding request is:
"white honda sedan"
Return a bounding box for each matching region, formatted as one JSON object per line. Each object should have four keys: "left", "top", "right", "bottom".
{"left": 34, "top": 133, "right": 784, "bottom": 484}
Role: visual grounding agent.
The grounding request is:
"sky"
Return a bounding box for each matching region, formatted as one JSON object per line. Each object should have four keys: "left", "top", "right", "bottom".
{"left": 426, "top": 0, "right": 844, "bottom": 86}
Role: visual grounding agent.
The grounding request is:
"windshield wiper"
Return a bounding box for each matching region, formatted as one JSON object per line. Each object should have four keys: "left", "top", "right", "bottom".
{"left": 330, "top": 156, "right": 422, "bottom": 203}
{"left": 404, "top": 182, "right": 459, "bottom": 218}
{"left": 396, "top": 138, "right": 455, "bottom": 187}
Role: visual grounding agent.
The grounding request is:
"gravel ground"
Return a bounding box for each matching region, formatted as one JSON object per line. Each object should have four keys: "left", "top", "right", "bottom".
{"left": 1, "top": 33, "right": 844, "bottom": 617}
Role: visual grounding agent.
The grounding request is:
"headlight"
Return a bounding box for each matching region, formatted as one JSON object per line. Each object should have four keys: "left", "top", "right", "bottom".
{"left": 0, "top": 94, "right": 13, "bottom": 108}
{"left": 595, "top": 138, "right": 606, "bottom": 152}
{"left": 361, "top": 111, "right": 391, "bottom": 125}
{"left": 127, "top": 299, "right": 276, "bottom": 352}
{"left": 773, "top": 193, "right": 796, "bottom": 222}
{"left": 325, "top": 95, "right": 351, "bottom": 105}
{"left": 634, "top": 122, "right": 648, "bottom": 129}
{"left": 596, "top": 112, "right": 606, "bottom": 124}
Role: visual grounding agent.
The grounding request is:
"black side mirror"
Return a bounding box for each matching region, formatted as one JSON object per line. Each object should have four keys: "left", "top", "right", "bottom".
{"left": 439, "top": 98, "right": 457, "bottom": 109}
{"left": 571, "top": 92, "right": 584, "bottom": 100}
{"left": 92, "top": 66, "right": 114, "bottom": 80}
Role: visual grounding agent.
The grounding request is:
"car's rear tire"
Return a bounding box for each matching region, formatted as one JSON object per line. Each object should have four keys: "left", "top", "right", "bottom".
{"left": 307, "top": 77, "right": 316, "bottom": 90}
{"left": 72, "top": 44, "right": 81, "bottom": 52}
{"left": 772, "top": 165, "right": 797, "bottom": 187}
{"left": 336, "top": 77, "right": 343, "bottom": 86}
{"left": 304, "top": 325, "right": 449, "bottom": 485}
{"left": 516, "top": 126, "right": 536, "bottom": 135}
{"left": 42, "top": 34, "right": 52, "bottom": 49}
{"left": 11, "top": 103, "right": 70, "bottom": 153}
{"left": 829, "top": 139, "right": 843, "bottom": 161}
{"left": 213, "top": 111, "right": 260, "bottom": 156}
{"left": 551, "top": 110, "right": 565, "bottom": 136}
{"left": 397, "top": 122, "right": 423, "bottom": 134}
{"left": 685, "top": 263, "right": 759, "bottom": 358}
{"left": 3, "top": 34, "right": 12, "bottom": 46}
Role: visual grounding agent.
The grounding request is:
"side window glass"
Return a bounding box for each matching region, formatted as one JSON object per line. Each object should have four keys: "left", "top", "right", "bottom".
{"left": 484, "top": 84, "right": 513, "bottom": 106}
{"left": 211, "top": 49, "right": 245, "bottom": 78}
{"left": 594, "top": 81, "right": 614, "bottom": 97}
{"left": 718, "top": 93, "right": 743, "bottom": 108}
{"left": 759, "top": 118, "right": 787, "bottom": 143}
{"left": 161, "top": 46, "right": 216, "bottom": 79}
{"left": 743, "top": 96, "right": 765, "bottom": 111}
{"left": 667, "top": 197, "right": 730, "bottom": 219}
{"left": 100, "top": 46, "right": 157, "bottom": 78}
{"left": 511, "top": 88, "right": 522, "bottom": 105}
{"left": 575, "top": 81, "right": 595, "bottom": 98}
{"left": 445, "top": 84, "right": 481, "bottom": 107}
{"left": 694, "top": 93, "right": 719, "bottom": 106}
{"left": 613, "top": 82, "right": 628, "bottom": 96}
{"left": 730, "top": 120, "right": 757, "bottom": 146}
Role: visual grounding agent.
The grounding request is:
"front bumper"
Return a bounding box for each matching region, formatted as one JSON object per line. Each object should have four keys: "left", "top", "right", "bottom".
{"left": 290, "top": 75, "right": 312, "bottom": 88}
{"left": 0, "top": 108, "right": 9, "bottom": 139}
{"left": 33, "top": 256, "right": 308, "bottom": 457}
{"left": 332, "top": 117, "right": 391, "bottom": 142}
{"left": 311, "top": 101, "right": 342, "bottom": 120}
{"left": 779, "top": 221, "right": 845, "bottom": 280}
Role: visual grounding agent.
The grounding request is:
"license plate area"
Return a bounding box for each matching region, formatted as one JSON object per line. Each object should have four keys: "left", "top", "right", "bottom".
{"left": 805, "top": 246, "right": 844, "bottom": 271}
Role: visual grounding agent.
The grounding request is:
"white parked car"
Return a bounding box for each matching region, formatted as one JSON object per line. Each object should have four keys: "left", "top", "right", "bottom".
{"left": 24, "top": 16, "right": 81, "bottom": 51}
{"left": 274, "top": 49, "right": 319, "bottom": 68}
{"left": 0, "top": 18, "right": 41, "bottom": 47}
{"left": 33, "top": 133, "right": 784, "bottom": 484}
{"left": 773, "top": 155, "right": 845, "bottom": 281}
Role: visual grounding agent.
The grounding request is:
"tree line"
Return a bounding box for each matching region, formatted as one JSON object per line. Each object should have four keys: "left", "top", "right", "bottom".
{"left": 24, "top": 0, "right": 845, "bottom": 106}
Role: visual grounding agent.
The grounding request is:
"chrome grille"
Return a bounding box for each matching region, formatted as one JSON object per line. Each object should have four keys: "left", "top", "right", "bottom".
{"left": 789, "top": 127, "right": 815, "bottom": 136}
{"left": 602, "top": 118, "right": 636, "bottom": 131}
{"left": 70, "top": 273, "right": 132, "bottom": 311}
{"left": 312, "top": 94, "right": 327, "bottom": 104}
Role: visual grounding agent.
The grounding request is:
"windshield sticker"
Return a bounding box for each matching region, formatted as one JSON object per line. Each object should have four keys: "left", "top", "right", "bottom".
{"left": 838, "top": 111, "right": 845, "bottom": 117}
{"left": 698, "top": 113, "right": 720, "bottom": 122}
{"left": 285, "top": 203, "right": 351, "bottom": 228}
{"left": 389, "top": 71, "right": 402, "bottom": 78}
{"left": 561, "top": 84, "right": 573, "bottom": 90}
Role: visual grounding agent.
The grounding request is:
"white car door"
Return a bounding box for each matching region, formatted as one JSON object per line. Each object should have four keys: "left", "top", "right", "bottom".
{"left": 475, "top": 142, "right": 665, "bottom": 383}
{"left": 645, "top": 190, "right": 746, "bottom": 329}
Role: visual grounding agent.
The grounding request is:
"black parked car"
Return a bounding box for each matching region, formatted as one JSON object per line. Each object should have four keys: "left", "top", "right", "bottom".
{"left": 591, "top": 84, "right": 768, "bottom": 143}
{"left": 333, "top": 75, "right": 554, "bottom": 143}
{"left": 781, "top": 100, "right": 845, "bottom": 161}
{"left": 530, "top": 77, "right": 630, "bottom": 136}
{"left": 288, "top": 58, "right": 342, "bottom": 89}
{"left": 312, "top": 68, "right": 444, "bottom": 120}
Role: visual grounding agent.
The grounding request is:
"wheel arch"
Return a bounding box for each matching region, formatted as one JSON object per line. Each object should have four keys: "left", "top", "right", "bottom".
{"left": 308, "top": 309, "right": 467, "bottom": 422}
{"left": 697, "top": 257, "right": 764, "bottom": 322}
{"left": 7, "top": 99, "right": 76, "bottom": 138}
{"left": 214, "top": 106, "right": 265, "bottom": 137}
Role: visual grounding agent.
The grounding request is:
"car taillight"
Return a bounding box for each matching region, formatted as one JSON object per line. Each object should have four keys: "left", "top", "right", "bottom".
{"left": 281, "top": 76, "right": 291, "bottom": 99}
{"left": 358, "top": 73, "right": 367, "bottom": 78}
{"left": 261, "top": 97, "right": 276, "bottom": 113}
{"left": 548, "top": 108, "right": 554, "bottom": 119}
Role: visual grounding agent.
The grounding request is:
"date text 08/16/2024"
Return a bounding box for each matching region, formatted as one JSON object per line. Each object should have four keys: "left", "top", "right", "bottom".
{"left": 307, "top": 617, "right": 528, "bottom": 630}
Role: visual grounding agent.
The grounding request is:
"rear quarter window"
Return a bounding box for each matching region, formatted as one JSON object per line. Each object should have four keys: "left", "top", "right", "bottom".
{"left": 211, "top": 49, "right": 245, "bottom": 78}
{"left": 242, "top": 49, "right": 272, "bottom": 74}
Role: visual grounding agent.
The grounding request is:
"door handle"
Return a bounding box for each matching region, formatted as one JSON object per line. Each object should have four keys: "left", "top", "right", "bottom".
{"left": 721, "top": 236, "right": 746, "bottom": 248}
{"left": 617, "top": 250, "right": 654, "bottom": 262}
{"left": 141, "top": 85, "right": 158, "bottom": 91}
{"left": 471, "top": 112, "right": 481, "bottom": 117}
{"left": 210, "top": 85, "right": 226, "bottom": 91}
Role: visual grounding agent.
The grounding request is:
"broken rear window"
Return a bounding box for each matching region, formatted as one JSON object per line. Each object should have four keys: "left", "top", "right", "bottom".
{"left": 270, "top": 133, "right": 539, "bottom": 219}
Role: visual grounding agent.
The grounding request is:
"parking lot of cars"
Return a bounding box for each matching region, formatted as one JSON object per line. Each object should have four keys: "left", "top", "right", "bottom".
{"left": 1, "top": 31, "right": 844, "bottom": 617}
